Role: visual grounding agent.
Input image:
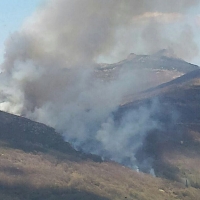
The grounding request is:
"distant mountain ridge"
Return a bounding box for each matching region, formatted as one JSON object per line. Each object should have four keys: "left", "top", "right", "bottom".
{"left": 99, "top": 49, "right": 199, "bottom": 73}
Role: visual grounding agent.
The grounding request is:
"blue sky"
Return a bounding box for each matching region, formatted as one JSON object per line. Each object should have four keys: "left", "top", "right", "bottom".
{"left": 0, "top": 0, "right": 43, "bottom": 64}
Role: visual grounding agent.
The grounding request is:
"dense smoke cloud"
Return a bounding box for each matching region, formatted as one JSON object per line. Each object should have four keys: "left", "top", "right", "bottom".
{"left": 0, "top": 0, "right": 199, "bottom": 171}
{"left": 3, "top": 0, "right": 199, "bottom": 68}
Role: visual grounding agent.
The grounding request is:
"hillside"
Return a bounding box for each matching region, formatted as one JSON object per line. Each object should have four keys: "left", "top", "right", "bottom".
{"left": 118, "top": 69, "right": 200, "bottom": 189}
{"left": 0, "top": 111, "right": 200, "bottom": 199}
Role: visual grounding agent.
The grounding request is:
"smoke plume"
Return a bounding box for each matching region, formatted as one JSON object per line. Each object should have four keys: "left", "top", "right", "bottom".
{"left": 0, "top": 0, "right": 199, "bottom": 171}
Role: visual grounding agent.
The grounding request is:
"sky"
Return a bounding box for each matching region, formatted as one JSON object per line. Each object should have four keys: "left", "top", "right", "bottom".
{"left": 0, "top": 0, "right": 44, "bottom": 64}
{"left": 0, "top": 0, "right": 200, "bottom": 65}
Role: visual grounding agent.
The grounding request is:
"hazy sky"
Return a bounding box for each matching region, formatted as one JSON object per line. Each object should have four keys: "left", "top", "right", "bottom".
{"left": 0, "top": 0, "right": 200, "bottom": 65}
{"left": 0, "top": 0, "right": 43, "bottom": 64}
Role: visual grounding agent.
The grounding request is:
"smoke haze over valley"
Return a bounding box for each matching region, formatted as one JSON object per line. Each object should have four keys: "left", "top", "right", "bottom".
{"left": 0, "top": 0, "right": 200, "bottom": 173}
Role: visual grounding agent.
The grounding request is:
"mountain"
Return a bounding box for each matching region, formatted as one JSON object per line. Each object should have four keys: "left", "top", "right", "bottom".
{"left": 117, "top": 68, "right": 200, "bottom": 189}
{"left": 99, "top": 49, "right": 199, "bottom": 73}
{"left": 97, "top": 50, "right": 199, "bottom": 95}
{"left": 0, "top": 110, "right": 200, "bottom": 200}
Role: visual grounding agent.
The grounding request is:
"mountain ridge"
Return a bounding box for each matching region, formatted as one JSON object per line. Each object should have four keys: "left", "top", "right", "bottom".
{"left": 98, "top": 49, "right": 199, "bottom": 73}
{"left": 0, "top": 106, "right": 200, "bottom": 199}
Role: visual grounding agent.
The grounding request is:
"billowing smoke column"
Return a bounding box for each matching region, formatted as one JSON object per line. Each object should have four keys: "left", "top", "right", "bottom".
{"left": 0, "top": 0, "right": 199, "bottom": 171}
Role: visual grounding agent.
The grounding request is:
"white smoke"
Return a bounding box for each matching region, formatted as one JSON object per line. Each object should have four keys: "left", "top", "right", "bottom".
{"left": 95, "top": 98, "right": 161, "bottom": 169}
{"left": 0, "top": 0, "right": 198, "bottom": 170}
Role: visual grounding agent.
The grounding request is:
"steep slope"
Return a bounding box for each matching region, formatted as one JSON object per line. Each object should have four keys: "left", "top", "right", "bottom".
{"left": 0, "top": 111, "right": 199, "bottom": 199}
{"left": 0, "top": 110, "right": 101, "bottom": 162}
{"left": 118, "top": 69, "right": 200, "bottom": 188}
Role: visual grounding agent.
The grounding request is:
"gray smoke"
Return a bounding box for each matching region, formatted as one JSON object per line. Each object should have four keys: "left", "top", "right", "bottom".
{"left": 0, "top": 0, "right": 199, "bottom": 171}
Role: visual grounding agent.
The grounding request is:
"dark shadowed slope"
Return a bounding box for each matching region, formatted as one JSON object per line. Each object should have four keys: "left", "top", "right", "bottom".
{"left": 146, "top": 69, "right": 200, "bottom": 93}
{"left": 0, "top": 110, "right": 101, "bottom": 162}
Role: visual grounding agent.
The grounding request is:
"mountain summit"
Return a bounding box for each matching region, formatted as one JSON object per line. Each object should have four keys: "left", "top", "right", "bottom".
{"left": 100, "top": 50, "right": 199, "bottom": 73}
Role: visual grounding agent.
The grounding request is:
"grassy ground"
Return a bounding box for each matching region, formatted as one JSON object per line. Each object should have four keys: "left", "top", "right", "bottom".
{"left": 0, "top": 111, "right": 200, "bottom": 199}
{"left": 0, "top": 145, "right": 200, "bottom": 200}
